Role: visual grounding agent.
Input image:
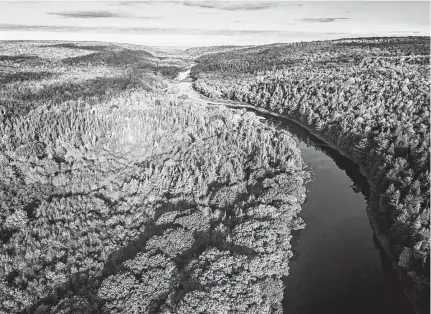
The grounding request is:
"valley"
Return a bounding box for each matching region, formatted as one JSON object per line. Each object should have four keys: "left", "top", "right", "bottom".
{"left": 0, "top": 36, "right": 429, "bottom": 314}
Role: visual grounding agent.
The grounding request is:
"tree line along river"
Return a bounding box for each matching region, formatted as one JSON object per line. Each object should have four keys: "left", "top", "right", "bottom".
{"left": 177, "top": 66, "right": 415, "bottom": 314}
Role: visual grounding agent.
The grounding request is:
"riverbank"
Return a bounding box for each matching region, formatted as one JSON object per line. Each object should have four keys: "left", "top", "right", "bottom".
{"left": 199, "top": 91, "right": 422, "bottom": 312}
{"left": 191, "top": 84, "right": 421, "bottom": 312}
{"left": 0, "top": 42, "right": 309, "bottom": 313}
{"left": 172, "top": 64, "right": 414, "bottom": 313}
{"left": 190, "top": 38, "right": 430, "bottom": 313}
{"left": 192, "top": 82, "right": 428, "bottom": 314}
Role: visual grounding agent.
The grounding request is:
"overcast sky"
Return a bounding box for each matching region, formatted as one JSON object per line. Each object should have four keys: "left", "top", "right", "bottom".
{"left": 0, "top": 1, "right": 429, "bottom": 47}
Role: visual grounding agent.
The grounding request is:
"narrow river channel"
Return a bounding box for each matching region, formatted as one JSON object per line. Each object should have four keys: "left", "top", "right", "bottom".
{"left": 268, "top": 116, "right": 413, "bottom": 314}
{"left": 176, "top": 67, "right": 414, "bottom": 314}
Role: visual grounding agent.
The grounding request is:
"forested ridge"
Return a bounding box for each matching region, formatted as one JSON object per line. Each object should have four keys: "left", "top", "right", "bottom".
{"left": 0, "top": 41, "right": 308, "bottom": 313}
{"left": 191, "top": 36, "right": 430, "bottom": 313}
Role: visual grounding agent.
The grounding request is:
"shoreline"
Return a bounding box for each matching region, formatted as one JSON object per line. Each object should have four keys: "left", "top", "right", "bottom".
{"left": 189, "top": 83, "right": 423, "bottom": 314}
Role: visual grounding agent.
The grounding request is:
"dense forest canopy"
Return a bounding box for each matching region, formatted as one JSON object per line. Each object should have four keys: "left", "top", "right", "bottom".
{"left": 191, "top": 37, "right": 429, "bottom": 74}
{"left": 0, "top": 41, "right": 308, "bottom": 313}
{"left": 1, "top": 36, "right": 429, "bottom": 314}
{"left": 191, "top": 36, "right": 430, "bottom": 313}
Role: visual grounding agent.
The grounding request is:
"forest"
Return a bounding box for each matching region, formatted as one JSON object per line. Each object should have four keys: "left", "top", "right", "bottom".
{"left": 191, "top": 36, "right": 430, "bottom": 313}
{"left": 0, "top": 41, "right": 308, "bottom": 313}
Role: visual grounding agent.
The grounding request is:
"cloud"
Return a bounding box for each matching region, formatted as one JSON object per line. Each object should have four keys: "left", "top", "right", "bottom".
{"left": 115, "top": 1, "right": 155, "bottom": 6}
{"left": 0, "top": 24, "right": 158, "bottom": 33}
{"left": 0, "top": 24, "right": 352, "bottom": 39}
{"left": 0, "top": 23, "right": 348, "bottom": 38}
{"left": 389, "top": 30, "right": 425, "bottom": 35}
{"left": 183, "top": 1, "right": 279, "bottom": 11}
{"left": 0, "top": 23, "right": 272, "bottom": 35}
{"left": 134, "top": 16, "right": 162, "bottom": 20}
{"left": 300, "top": 17, "right": 349, "bottom": 23}
{"left": 47, "top": 10, "right": 160, "bottom": 20}
{"left": 48, "top": 11, "right": 122, "bottom": 18}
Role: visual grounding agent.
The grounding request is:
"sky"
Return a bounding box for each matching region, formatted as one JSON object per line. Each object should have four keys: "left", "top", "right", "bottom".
{"left": 0, "top": 1, "right": 429, "bottom": 47}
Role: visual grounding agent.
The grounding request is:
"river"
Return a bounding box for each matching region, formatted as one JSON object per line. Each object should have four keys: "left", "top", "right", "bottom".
{"left": 175, "top": 67, "right": 414, "bottom": 314}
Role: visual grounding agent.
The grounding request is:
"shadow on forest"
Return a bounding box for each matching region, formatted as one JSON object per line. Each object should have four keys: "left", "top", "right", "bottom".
{"left": 40, "top": 43, "right": 111, "bottom": 52}
{"left": 0, "top": 71, "right": 57, "bottom": 84}
{"left": 223, "top": 103, "right": 414, "bottom": 314}
{"left": 20, "top": 155, "right": 280, "bottom": 313}
{"left": 62, "top": 49, "right": 154, "bottom": 67}
{"left": 20, "top": 198, "right": 259, "bottom": 313}
{"left": 60, "top": 49, "right": 180, "bottom": 79}
{"left": 231, "top": 106, "right": 370, "bottom": 197}
{"left": 1, "top": 75, "right": 149, "bottom": 117}
{"left": 0, "top": 54, "right": 42, "bottom": 62}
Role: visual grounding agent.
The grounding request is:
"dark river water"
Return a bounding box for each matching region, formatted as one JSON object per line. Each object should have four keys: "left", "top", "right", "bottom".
{"left": 263, "top": 115, "right": 414, "bottom": 314}
{"left": 225, "top": 107, "right": 414, "bottom": 314}
{"left": 181, "top": 67, "right": 414, "bottom": 314}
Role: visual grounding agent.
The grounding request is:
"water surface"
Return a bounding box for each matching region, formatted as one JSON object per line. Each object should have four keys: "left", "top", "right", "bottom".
{"left": 177, "top": 68, "right": 414, "bottom": 314}
{"left": 269, "top": 117, "right": 413, "bottom": 314}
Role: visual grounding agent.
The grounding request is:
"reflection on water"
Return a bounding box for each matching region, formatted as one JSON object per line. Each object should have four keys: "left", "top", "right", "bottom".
{"left": 232, "top": 108, "right": 413, "bottom": 314}
{"left": 179, "top": 65, "right": 414, "bottom": 313}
